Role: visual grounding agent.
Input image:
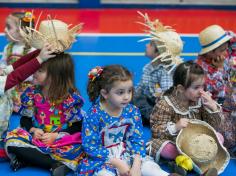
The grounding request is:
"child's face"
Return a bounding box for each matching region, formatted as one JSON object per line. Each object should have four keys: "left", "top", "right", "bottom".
{"left": 206, "top": 42, "right": 229, "bottom": 67}
{"left": 183, "top": 76, "right": 205, "bottom": 102}
{"left": 5, "top": 15, "right": 22, "bottom": 42}
{"left": 102, "top": 80, "right": 133, "bottom": 110}
{"left": 145, "top": 41, "right": 159, "bottom": 60}
{"left": 33, "top": 68, "right": 48, "bottom": 86}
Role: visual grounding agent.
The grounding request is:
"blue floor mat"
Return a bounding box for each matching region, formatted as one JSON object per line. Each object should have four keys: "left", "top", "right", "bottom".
{"left": 0, "top": 33, "right": 235, "bottom": 175}
{"left": 0, "top": 114, "right": 235, "bottom": 175}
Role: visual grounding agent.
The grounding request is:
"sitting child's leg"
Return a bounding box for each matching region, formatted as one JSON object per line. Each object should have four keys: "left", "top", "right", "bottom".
{"left": 141, "top": 159, "right": 169, "bottom": 176}
{"left": 216, "top": 132, "right": 224, "bottom": 144}
{"left": 160, "top": 142, "right": 179, "bottom": 160}
{"left": 97, "top": 169, "right": 115, "bottom": 176}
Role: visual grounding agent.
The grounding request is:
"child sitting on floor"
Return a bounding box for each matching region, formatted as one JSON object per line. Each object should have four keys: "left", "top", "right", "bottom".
{"left": 149, "top": 61, "right": 227, "bottom": 176}
{"left": 133, "top": 12, "right": 183, "bottom": 124}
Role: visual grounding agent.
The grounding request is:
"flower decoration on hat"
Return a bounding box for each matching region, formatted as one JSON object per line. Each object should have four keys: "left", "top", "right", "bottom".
{"left": 137, "top": 11, "right": 183, "bottom": 73}
{"left": 22, "top": 12, "right": 35, "bottom": 23}
{"left": 88, "top": 66, "right": 103, "bottom": 81}
{"left": 19, "top": 14, "right": 83, "bottom": 53}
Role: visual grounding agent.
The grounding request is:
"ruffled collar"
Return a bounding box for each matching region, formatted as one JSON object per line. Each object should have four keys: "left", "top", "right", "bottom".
{"left": 164, "top": 92, "right": 201, "bottom": 115}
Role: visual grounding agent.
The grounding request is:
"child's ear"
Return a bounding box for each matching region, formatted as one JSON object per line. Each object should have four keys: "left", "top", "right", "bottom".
{"left": 100, "top": 89, "right": 108, "bottom": 100}
{"left": 176, "top": 84, "right": 185, "bottom": 93}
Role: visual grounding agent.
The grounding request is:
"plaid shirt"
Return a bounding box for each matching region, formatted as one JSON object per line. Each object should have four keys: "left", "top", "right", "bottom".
{"left": 135, "top": 62, "right": 173, "bottom": 99}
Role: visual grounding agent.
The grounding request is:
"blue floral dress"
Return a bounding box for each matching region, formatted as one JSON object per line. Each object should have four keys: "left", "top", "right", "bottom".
{"left": 5, "top": 86, "right": 86, "bottom": 171}
{"left": 78, "top": 103, "right": 145, "bottom": 175}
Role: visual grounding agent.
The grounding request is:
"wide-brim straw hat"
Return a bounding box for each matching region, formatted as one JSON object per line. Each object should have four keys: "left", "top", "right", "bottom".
{"left": 176, "top": 119, "right": 230, "bottom": 175}
{"left": 20, "top": 16, "right": 83, "bottom": 53}
{"left": 199, "top": 25, "right": 232, "bottom": 55}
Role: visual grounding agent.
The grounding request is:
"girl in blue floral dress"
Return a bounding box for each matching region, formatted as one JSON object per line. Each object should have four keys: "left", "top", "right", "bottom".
{"left": 78, "top": 65, "right": 170, "bottom": 176}
{"left": 5, "top": 53, "right": 86, "bottom": 176}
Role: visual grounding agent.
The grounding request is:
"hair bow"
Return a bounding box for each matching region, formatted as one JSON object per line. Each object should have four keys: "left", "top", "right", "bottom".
{"left": 88, "top": 66, "right": 103, "bottom": 81}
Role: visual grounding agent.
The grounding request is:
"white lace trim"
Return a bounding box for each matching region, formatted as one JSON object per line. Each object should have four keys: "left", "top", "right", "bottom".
{"left": 166, "top": 121, "right": 178, "bottom": 135}
{"left": 164, "top": 96, "right": 201, "bottom": 118}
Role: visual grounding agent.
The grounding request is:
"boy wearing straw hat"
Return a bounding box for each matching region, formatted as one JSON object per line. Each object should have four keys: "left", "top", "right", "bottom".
{"left": 197, "top": 25, "right": 236, "bottom": 154}
{"left": 133, "top": 12, "right": 183, "bottom": 124}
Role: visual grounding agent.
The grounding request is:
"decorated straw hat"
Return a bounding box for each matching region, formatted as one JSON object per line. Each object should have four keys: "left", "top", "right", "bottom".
{"left": 199, "top": 25, "right": 232, "bottom": 55}
{"left": 19, "top": 15, "right": 83, "bottom": 53}
{"left": 137, "top": 11, "right": 183, "bottom": 73}
{"left": 176, "top": 119, "right": 230, "bottom": 175}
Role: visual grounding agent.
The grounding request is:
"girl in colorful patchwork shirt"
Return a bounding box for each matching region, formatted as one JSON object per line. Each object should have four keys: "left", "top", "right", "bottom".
{"left": 1, "top": 11, "right": 36, "bottom": 112}
{"left": 5, "top": 53, "right": 86, "bottom": 176}
{"left": 78, "top": 65, "right": 172, "bottom": 176}
{"left": 0, "top": 44, "right": 56, "bottom": 161}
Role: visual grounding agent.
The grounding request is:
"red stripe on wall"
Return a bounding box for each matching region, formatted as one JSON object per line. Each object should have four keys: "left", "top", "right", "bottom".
{"left": 0, "top": 8, "right": 236, "bottom": 33}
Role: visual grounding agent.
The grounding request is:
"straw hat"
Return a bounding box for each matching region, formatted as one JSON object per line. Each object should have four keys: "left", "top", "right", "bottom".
{"left": 199, "top": 25, "right": 232, "bottom": 55}
{"left": 176, "top": 119, "right": 230, "bottom": 175}
{"left": 20, "top": 16, "right": 83, "bottom": 53}
{"left": 137, "top": 11, "right": 183, "bottom": 72}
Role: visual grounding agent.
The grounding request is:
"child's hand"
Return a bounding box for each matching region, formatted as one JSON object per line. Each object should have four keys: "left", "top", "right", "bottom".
{"left": 37, "top": 43, "right": 56, "bottom": 63}
{"left": 30, "top": 127, "right": 44, "bottom": 140}
{"left": 109, "top": 158, "right": 130, "bottom": 176}
{"left": 200, "top": 90, "right": 218, "bottom": 111}
{"left": 130, "top": 154, "right": 141, "bottom": 176}
{"left": 175, "top": 118, "right": 189, "bottom": 131}
{"left": 212, "top": 55, "right": 225, "bottom": 69}
{"left": 41, "top": 132, "right": 58, "bottom": 145}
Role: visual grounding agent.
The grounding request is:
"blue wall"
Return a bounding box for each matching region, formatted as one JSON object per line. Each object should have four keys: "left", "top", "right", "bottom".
{"left": 0, "top": 34, "right": 200, "bottom": 110}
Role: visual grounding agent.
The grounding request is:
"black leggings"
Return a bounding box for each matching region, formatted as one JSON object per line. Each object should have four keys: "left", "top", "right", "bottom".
{"left": 8, "top": 146, "right": 57, "bottom": 170}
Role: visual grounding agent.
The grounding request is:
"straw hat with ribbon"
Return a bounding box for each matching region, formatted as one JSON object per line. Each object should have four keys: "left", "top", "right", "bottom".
{"left": 176, "top": 119, "right": 230, "bottom": 175}
{"left": 19, "top": 14, "right": 83, "bottom": 53}
{"left": 137, "top": 11, "right": 183, "bottom": 73}
{"left": 199, "top": 25, "right": 232, "bottom": 55}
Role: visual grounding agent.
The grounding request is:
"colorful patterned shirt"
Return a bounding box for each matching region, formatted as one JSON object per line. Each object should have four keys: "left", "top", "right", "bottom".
{"left": 19, "top": 86, "right": 85, "bottom": 132}
{"left": 78, "top": 103, "right": 145, "bottom": 175}
{"left": 197, "top": 31, "right": 236, "bottom": 104}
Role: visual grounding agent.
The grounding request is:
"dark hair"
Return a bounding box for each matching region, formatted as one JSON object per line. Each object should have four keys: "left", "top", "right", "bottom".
{"left": 87, "top": 64, "right": 133, "bottom": 103}
{"left": 40, "top": 53, "right": 77, "bottom": 102}
{"left": 164, "top": 60, "right": 204, "bottom": 95}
